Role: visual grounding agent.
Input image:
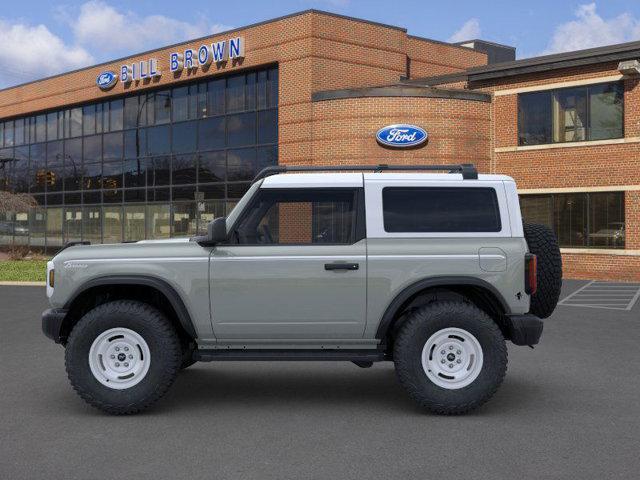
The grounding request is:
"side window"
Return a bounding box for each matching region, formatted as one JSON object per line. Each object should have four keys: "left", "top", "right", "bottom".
{"left": 382, "top": 187, "right": 501, "bottom": 233}
{"left": 233, "top": 189, "right": 357, "bottom": 245}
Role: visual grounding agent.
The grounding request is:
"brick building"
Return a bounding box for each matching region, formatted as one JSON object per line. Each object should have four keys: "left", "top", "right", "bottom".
{"left": 0, "top": 10, "right": 638, "bottom": 280}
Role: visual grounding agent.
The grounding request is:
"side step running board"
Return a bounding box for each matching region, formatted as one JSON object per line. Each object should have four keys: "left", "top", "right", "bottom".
{"left": 194, "top": 349, "right": 387, "bottom": 362}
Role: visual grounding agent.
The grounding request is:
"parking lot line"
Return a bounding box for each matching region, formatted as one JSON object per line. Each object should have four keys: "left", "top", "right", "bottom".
{"left": 558, "top": 281, "right": 640, "bottom": 311}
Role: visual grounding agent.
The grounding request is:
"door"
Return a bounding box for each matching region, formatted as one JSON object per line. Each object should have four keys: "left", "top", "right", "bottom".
{"left": 210, "top": 187, "right": 366, "bottom": 339}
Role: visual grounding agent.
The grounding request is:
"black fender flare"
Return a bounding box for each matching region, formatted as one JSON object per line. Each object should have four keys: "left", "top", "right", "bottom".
{"left": 64, "top": 275, "right": 197, "bottom": 338}
{"left": 375, "top": 276, "right": 510, "bottom": 339}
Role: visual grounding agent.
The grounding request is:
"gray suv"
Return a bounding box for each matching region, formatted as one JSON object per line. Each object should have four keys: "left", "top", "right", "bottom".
{"left": 42, "top": 164, "right": 562, "bottom": 415}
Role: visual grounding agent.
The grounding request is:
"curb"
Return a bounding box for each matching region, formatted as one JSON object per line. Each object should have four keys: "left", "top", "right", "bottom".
{"left": 0, "top": 281, "right": 46, "bottom": 286}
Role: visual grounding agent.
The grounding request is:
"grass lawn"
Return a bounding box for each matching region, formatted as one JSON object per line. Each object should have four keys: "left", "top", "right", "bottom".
{"left": 0, "top": 260, "right": 48, "bottom": 282}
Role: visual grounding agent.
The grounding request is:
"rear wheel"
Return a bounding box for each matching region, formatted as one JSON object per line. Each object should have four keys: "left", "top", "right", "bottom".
{"left": 65, "top": 300, "right": 181, "bottom": 415}
{"left": 394, "top": 301, "right": 507, "bottom": 415}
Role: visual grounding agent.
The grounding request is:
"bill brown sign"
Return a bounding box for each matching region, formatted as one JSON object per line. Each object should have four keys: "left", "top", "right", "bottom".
{"left": 97, "top": 36, "right": 245, "bottom": 89}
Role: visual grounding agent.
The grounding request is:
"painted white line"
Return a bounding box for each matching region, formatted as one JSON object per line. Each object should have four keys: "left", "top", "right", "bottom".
{"left": 626, "top": 286, "right": 640, "bottom": 311}
{"left": 558, "top": 280, "right": 640, "bottom": 310}
{"left": 558, "top": 281, "right": 595, "bottom": 305}
{"left": 0, "top": 281, "right": 45, "bottom": 286}
{"left": 563, "top": 305, "right": 629, "bottom": 311}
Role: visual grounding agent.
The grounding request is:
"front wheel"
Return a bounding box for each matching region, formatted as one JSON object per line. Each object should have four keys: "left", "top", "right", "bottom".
{"left": 65, "top": 300, "right": 182, "bottom": 414}
{"left": 393, "top": 301, "right": 507, "bottom": 415}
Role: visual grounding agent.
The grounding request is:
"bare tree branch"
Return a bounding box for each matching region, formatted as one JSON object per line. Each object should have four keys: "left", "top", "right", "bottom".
{"left": 0, "top": 191, "right": 37, "bottom": 214}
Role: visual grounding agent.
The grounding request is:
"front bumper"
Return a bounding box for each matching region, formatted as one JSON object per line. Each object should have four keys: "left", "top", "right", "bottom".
{"left": 505, "top": 314, "right": 543, "bottom": 346}
{"left": 41, "top": 308, "right": 68, "bottom": 344}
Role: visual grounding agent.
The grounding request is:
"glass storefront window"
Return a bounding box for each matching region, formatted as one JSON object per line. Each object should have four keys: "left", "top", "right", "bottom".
{"left": 154, "top": 91, "right": 171, "bottom": 124}
{"left": 227, "top": 112, "right": 256, "bottom": 147}
{"left": 29, "top": 208, "right": 46, "bottom": 247}
{"left": 198, "top": 116, "right": 225, "bottom": 151}
{"left": 69, "top": 108, "right": 83, "bottom": 138}
{"left": 520, "top": 192, "right": 625, "bottom": 248}
{"left": 172, "top": 121, "right": 197, "bottom": 153}
{"left": 46, "top": 207, "right": 63, "bottom": 247}
{"left": 226, "top": 75, "right": 245, "bottom": 113}
{"left": 172, "top": 154, "right": 197, "bottom": 185}
{"left": 198, "top": 151, "right": 225, "bottom": 183}
{"left": 64, "top": 207, "right": 83, "bottom": 243}
{"left": 0, "top": 66, "right": 278, "bottom": 250}
{"left": 83, "top": 105, "right": 96, "bottom": 136}
{"left": 147, "top": 204, "right": 170, "bottom": 238}
{"left": 83, "top": 206, "right": 102, "bottom": 243}
{"left": 124, "top": 205, "right": 145, "bottom": 241}
{"left": 172, "top": 202, "right": 197, "bottom": 237}
{"left": 103, "top": 206, "right": 122, "bottom": 243}
{"left": 103, "top": 132, "right": 123, "bottom": 160}
{"left": 13, "top": 146, "right": 29, "bottom": 193}
{"left": 14, "top": 118, "right": 26, "bottom": 146}
{"left": 172, "top": 86, "right": 189, "bottom": 122}
{"left": 110, "top": 100, "right": 124, "bottom": 131}
{"left": 46, "top": 141, "right": 64, "bottom": 193}
{"left": 198, "top": 200, "right": 226, "bottom": 234}
{"left": 12, "top": 212, "right": 29, "bottom": 245}
{"left": 147, "top": 125, "right": 171, "bottom": 155}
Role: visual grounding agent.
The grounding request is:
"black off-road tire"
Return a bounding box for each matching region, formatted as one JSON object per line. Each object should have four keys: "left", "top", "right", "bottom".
{"left": 523, "top": 222, "right": 563, "bottom": 319}
{"left": 394, "top": 301, "right": 507, "bottom": 415}
{"left": 65, "top": 300, "right": 181, "bottom": 415}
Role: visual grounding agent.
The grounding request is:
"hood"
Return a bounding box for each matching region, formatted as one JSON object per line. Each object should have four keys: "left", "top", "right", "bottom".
{"left": 136, "top": 238, "right": 191, "bottom": 244}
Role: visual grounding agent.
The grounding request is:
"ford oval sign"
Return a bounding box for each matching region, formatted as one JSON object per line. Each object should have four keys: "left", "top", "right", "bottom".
{"left": 376, "top": 124, "right": 428, "bottom": 148}
{"left": 96, "top": 71, "right": 118, "bottom": 91}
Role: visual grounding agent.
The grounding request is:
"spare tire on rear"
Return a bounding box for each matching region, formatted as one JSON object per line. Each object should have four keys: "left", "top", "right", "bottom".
{"left": 523, "top": 223, "right": 563, "bottom": 319}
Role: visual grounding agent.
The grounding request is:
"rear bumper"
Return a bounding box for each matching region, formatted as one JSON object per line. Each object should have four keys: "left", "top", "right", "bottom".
{"left": 505, "top": 314, "right": 543, "bottom": 346}
{"left": 41, "top": 308, "right": 68, "bottom": 344}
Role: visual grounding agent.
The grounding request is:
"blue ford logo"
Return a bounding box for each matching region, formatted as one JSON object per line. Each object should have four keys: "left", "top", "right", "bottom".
{"left": 96, "top": 71, "right": 118, "bottom": 90}
{"left": 376, "top": 124, "right": 428, "bottom": 148}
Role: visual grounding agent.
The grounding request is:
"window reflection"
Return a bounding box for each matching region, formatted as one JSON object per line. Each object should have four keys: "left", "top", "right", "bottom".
{"left": 0, "top": 66, "right": 278, "bottom": 251}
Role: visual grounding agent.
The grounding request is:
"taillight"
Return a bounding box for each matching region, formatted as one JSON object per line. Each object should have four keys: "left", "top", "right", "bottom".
{"left": 525, "top": 253, "right": 537, "bottom": 295}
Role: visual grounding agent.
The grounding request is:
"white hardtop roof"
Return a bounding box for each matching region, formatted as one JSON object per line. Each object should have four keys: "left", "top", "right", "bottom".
{"left": 261, "top": 172, "right": 514, "bottom": 188}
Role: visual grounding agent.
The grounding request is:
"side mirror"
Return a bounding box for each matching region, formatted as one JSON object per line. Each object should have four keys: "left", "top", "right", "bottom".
{"left": 208, "top": 217, "right": 227, "bottom": 244}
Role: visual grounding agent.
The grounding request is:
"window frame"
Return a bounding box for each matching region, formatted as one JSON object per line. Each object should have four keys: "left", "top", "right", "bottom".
{"left": 517, "top": 81, "right": 624, "bottom": 146}
{"left": 225, "top": 187, "right": 365, "bottom": 246}
{"left": 365, "top": 179, "right": 511, "bottom": 239}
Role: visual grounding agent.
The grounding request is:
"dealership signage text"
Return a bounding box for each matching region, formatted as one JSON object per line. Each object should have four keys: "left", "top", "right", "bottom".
{"left": 100, "top": 36, "right": 246, "bottom": 88}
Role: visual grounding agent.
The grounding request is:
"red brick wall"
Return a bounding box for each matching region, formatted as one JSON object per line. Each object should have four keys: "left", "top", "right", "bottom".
{"left": 626, "top": 191, "right": 640, "bottom": 250}
{"left": 562, "top": 253, "right": 640, "bottom": 282}
{"left": 406, "top": 37, "right": 487, "bottom": 79}
{"left": 307, "top": 96, "right": 491, "bottom": 168}
{"left": 476, "top": 64, "right": 640, "bottom": 281}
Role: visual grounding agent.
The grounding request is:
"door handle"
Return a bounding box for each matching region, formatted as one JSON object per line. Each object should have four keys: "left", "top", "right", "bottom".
{"left": 324, "top": 262, "right": 359, "bottom": 271}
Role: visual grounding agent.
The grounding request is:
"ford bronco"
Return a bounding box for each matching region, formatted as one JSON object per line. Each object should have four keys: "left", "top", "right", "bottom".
{"left": 42, "top": 164, "right": 562, "bottom": 414}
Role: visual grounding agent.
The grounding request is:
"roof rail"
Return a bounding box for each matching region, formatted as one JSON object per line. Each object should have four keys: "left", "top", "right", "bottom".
{"left": 252, "top": 163, "right": 478, "bottom": 183}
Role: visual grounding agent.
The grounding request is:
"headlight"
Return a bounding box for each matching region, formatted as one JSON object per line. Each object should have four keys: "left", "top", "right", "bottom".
{"left": 46, "top": 261, "right": 55, "bottom": 298}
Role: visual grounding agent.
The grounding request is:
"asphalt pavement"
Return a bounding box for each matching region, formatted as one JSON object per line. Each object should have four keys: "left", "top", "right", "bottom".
{"left": 1, "top": 280, "right": 639, "bottom": 480}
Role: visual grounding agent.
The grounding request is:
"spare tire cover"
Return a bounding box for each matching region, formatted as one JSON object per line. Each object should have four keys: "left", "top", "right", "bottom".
{"left": 523, "top": 223, "right": 563, "bottom": 319}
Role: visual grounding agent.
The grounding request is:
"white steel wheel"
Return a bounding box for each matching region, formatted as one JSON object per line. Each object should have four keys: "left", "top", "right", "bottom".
{"left": 88, "top": 328, "right": 151, "bottom": 390}
{"left": 421, "top": 327, "right": 484, "bottom": 390}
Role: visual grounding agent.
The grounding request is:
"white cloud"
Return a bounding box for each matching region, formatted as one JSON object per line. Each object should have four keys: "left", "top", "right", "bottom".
{"left": 542, "top": 3, "right": 640, "bottom": 54}
{"left": 0, "top": 1, "right": 233, "bottom": 88}
{"left": 0, "top": 20, "right": 93, "bottom": 88}
{"left": 71, "top": 1, "right": 232, "bottom": 55}
{"left": 448, "top": 18, "right": 481, "bottom": 43}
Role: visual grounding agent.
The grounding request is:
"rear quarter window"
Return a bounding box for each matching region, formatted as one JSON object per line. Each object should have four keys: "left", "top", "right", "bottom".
{"left": 382, "top": 187, "right": 502, "bottom": 233}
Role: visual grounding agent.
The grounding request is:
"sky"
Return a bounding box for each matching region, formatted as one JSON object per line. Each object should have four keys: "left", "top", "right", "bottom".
{"left": 1, "top": 0, "right": 640, "bottom": 88}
